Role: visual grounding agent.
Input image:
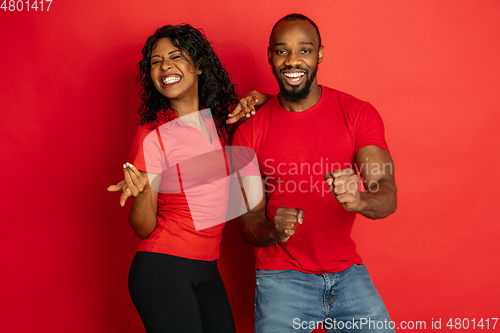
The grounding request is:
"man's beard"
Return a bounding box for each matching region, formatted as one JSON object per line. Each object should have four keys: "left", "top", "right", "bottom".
{"left": 274, "top": 66, "right": 318, "bottom": 103}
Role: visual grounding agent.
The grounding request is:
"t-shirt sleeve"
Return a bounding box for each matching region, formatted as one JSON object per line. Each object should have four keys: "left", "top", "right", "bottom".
{"left": 231, "top": 123, "right": 261, "bottom": 177}
{"left": 129, "top": 125, "right": 163, "bottom": 174}
{"left": 353, "top": 102, "right": 389, "bottom": 153}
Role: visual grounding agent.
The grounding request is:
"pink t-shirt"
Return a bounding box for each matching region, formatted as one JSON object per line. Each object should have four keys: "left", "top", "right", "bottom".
{"left": 232, "top": 86, "right": 389, "bottom": 273}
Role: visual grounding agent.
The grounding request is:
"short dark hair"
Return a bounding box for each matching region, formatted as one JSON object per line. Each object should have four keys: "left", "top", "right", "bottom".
{"left": 269, "top": 14, "right": 321, "bottom": 47}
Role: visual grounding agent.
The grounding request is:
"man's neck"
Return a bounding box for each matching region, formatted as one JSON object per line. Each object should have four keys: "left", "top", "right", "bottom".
{"left": 278, "top": 84, "right": 322, "bottom": 112}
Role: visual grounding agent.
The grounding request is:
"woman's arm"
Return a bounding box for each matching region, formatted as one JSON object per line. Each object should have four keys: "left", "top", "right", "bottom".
{"left": 226, "top": 90, "right": 273, "bottom": 125}
{"left": 108, "top": 163, "right": 159, "bottom": 239}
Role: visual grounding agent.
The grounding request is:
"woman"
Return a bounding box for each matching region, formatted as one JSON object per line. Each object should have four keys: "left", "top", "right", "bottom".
{"left": 108, "top": 24, "right": 255, "bottom": 333}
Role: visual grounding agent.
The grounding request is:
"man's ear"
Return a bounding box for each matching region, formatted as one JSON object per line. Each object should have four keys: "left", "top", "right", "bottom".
{"left": 318, "top": 45, "right": 324, "bottom": 64}
{"left": 268, "top": 47, "right": 272, "bottom": 65}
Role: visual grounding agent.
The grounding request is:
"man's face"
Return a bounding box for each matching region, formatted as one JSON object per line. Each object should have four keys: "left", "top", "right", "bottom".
{"left": 268, "top": 20, "right": 323, "bottom": 103}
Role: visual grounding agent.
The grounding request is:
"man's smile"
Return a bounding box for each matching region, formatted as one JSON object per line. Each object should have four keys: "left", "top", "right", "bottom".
{"left": 281, "top": 69, "right": 307, "bottom": 86}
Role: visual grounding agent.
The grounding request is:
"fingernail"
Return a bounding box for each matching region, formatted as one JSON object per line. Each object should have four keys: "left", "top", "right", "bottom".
{"left": 251, "top": 111, "right": 255, "bottom": 115}
{"left": 123, "top": 164, "right": 127, "bottom": 168}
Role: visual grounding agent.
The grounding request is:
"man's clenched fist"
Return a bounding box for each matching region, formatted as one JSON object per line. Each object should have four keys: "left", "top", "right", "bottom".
{"left": 324, "top": 169, "right": 362, "bottom": 212}
{"left": 273, "top": 207, "right": 305, "bottom": 242}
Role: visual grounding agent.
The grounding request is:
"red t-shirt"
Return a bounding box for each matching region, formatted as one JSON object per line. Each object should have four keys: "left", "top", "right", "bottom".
{"left": 129, "top": 109, "right": 229, "bottom": 261}
{"left": 232, "top": 86, "right": 389, "bottom": 273}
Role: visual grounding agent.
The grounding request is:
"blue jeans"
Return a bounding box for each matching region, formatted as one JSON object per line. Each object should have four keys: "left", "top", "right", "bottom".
{"left": 254, "top": 264, "right": 395, "bottom": 333}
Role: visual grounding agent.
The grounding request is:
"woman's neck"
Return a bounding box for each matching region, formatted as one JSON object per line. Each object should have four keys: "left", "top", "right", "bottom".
{"left": 170, "top": 96, "right": 200, "bottom": 117}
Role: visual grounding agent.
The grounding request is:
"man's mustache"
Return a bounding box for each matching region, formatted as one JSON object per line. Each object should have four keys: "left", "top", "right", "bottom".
{"left": 279, "top": 66, "right": 309, "bottom": 73}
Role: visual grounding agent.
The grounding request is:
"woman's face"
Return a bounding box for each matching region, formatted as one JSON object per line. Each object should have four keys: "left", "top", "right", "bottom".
{"left": 150, "top": 37, "right": 200, "bottom": 102}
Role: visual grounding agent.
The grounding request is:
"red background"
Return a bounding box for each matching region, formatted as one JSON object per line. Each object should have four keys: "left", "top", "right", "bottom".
{"left": 1, "top": 1, "right": 499, "bottom": 332}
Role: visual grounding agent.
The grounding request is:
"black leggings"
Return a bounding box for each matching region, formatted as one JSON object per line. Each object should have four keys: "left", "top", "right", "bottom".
{"left": 128, "top": 251, "right": 236, "bottom": 333}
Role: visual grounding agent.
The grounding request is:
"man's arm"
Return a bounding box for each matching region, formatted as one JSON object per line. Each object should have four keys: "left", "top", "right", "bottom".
{"left": 237, "top": 176, "right": 305, "bottom": 247}
{"left": 324, "top": 145, "right": 397, "bottom": 219}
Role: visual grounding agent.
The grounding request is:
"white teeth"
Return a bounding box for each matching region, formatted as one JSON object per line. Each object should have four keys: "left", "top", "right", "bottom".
{"left": 284, "top": 72, "right": 304, "bottom": 78}
{"left": 162, "top": 76, "right": 181, "bottom": 85}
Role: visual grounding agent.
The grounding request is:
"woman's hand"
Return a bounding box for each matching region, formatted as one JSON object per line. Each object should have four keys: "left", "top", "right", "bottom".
{"left": 107, "top": 163, "right": 150, "bottom": 207}
{"left": 108, "top": 163, "right": 158, "bottom": 238}
{"left": 227, "top": 90, "right": 272, "bottom": 124}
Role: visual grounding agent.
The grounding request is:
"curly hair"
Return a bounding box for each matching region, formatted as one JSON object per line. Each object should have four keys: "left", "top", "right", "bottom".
{"left": 137, "top": 24, "right": 238, "bottom": 141}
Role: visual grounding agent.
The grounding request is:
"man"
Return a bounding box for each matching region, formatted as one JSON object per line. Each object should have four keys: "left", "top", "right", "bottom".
{"left": 231, "top": 14, "right": 397, "bottom": 333}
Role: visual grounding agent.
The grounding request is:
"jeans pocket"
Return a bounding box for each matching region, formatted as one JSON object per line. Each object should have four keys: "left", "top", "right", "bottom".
{"left": 255, "top": 269, "right": 290, "bottom": 276}
{"left": 352, "top": 263, "right": 367, "bottom": 270}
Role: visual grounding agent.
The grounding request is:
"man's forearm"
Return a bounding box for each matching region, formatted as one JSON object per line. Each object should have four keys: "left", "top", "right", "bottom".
{"left": 237, "top": 212, "right": 277, "bottom": 247}
{"left": 358, "top": 180, "right": 397, "bottom": 220}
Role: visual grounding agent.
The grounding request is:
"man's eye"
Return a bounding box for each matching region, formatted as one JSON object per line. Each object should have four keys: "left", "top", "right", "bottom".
{"left": 276, "top": 50, "right": 287, "bottom": 55}
{"left": 301, "top": 49, "right": 311, "bottom": 54}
